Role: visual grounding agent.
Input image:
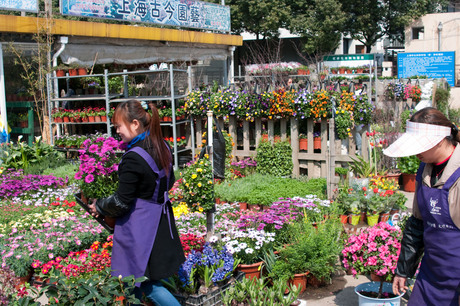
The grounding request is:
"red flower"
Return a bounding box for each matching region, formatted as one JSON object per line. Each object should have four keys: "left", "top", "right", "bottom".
{"left": 373, "top": 188, "right": 379, "bottom": 193}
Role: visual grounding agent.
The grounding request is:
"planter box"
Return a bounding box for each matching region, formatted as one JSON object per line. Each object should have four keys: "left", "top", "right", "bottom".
{"left": 173, "top": 272, "right": 244, "bottom": 306}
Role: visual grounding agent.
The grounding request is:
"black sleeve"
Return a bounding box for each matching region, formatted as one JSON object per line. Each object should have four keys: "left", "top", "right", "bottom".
{"left": 95, "top": 193, "right": 130, "bottom": 218}
{"left": 395, "top": 215, "right": 425, "bottom": 278}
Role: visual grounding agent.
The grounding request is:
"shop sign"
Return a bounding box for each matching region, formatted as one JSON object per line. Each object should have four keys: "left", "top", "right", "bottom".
{"left": 0, "top": 0, "right": 38, "bottom": 12}
{"left": 61, "top": 0, "right": 231, "bottom": 32}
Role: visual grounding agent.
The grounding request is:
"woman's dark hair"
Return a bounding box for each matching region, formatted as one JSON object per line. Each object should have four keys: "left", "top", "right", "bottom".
{"left": 112, "top": 100, "right": 171, "bottom": 172}
{"left": 410, "top": 107, "right": 460, "bottom": 146}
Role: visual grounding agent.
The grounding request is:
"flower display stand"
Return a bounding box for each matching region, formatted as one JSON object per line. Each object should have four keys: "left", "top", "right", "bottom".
{"left": 173, "top": 272, "right": 244, "bottom": 306}
{"left": 355, "top": 282, "right": 404, "bottom": 306}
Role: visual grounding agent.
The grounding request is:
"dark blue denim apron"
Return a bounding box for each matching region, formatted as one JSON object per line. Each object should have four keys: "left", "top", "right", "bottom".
{"left": 409, "top": 163, "right": 460, "bottom": 305}
{"left": 110, "top": 147, "right": 173, "bottom": 287}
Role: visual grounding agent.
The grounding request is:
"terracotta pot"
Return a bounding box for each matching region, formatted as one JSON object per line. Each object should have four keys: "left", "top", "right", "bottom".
{"left": 339, "top": 68, "right": 346, "bottom": 74}
{"left": 360, "top": 211, "right": 366, "bottom": 223}
{"left": 331, "top": 69, "right": 338, "bottom": 74}
{"left": 55, "top": 70, "right": 65, "bottom": 77}
{"left": 88, "top": 116, "right": 95, "bottom": 122}
{"left": 384, "top": 173, "right": 401, "bottom": 185}
{"left": 299, "top": 138, "right": 308, "bottom": 151}
{"left": 297, "top": 69, "right": 307, "bottom": 75}
{"left": 54, "top": 117, "right": 63, "bottom": 123}
{"left": 313, "top": 137, "right": 321, "bottom": 150}
{"left": 77, "top": 68, "right": 87, "bottom": 75}
{"left": 357, "top": 68, "right": 364, "bottom": 74}
{"left": 379, "top": 212, "right": 390, "bottom": 223}
{"left": 68, "top": 69, "right": 78, "bottom": 76}
{"left": 15, "top": 270, "right": 33, "bottom": 290}
{"left": 237, "top": 261, "right": 263, "bottom": 280}
{"left": 346, "top": 69, "right": 352, "bottom": 74}
{"left": 94, "top": 116, "right": 102, "bottom": 122}
{"left": 101, "top": 116, "right": 107, "bottom": 122}
{"left": 70, "top": 117, "right": 76, "bottom": 123}
{"left": 238, "top": 202, "right": 248, "bottom": 211}
{"left": 287, "top": 272, "right": 309, "bottom": 293}
{"left": 63, "top": 116, "right": 70, "bottom": 123}
{"left": 81, "top": 117, "right": 89, "bottom": 123}
{"left": 340, "top": 214, "right": 348, "bottom": 224}
{"left": 320, "top": 74, "right": 326, "bottom": 80}
{"left": 308, "top": 274, "right": 326, "bottom": 288}
{"left": 401, "top": 173, "right": 416, "bottom": 192}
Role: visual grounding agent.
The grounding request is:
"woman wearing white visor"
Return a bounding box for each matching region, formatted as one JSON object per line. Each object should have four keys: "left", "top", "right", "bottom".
{"left": 384, "top": 107, "right": 460, "bottom": 305}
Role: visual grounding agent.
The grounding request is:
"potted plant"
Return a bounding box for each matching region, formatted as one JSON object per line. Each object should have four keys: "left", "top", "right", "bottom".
{"left": 299, "top": 134, "right": 308, "bottom": 151}
{"left": 342, "top": 222, "right": 404, "bottom": 304}
{"left": 397, "top": 155, "right": 420, "bottom": 192}
{"left": 17, "top": 113, "right": 28, "bottom": 128}
{"left": 338, "top": 66, "right": 347, "bottom": 74}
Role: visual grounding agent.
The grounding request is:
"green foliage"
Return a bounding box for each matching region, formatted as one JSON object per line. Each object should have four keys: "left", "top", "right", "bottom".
{"left": 271, "top": 219, "right": 342, "bottom": 281}
{"left": 349, "top": 155, "right": 375, "bottom": 178}
{"left": 435, "top": 86, "right": 450, "bottom": 115}
{"left": 400, "top": 109, "right": 415, "bottom": 132}
{"left": 0, "top": 136, "right": 64, "bottom": 171}
{"left": 41, "top": 163, "right": 79, "bottom": 181}
{"left": 397, "top": 156, "right": 421, "bottom": 174}
{"left": 256, "top": 140, "right": 293, "bottom": 176}
{"left": 215, "top": 174, "right": 327, "bottom": 205}
{"left": 13, "top": 269, "right": 144, "bottom": 305}
{"left": 221, "top": 276, "right": 300, "bottom": 306}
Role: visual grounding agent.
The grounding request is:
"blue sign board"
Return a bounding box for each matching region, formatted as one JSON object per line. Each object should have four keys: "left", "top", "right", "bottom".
{"left": 398, "top": 51, "right": 455, "bottom": 86}
{"left": 61, "top": 0, "right": 231, "bottom": 33}
{"left": 0, "top": 0, "right": 38, "bottom": 12}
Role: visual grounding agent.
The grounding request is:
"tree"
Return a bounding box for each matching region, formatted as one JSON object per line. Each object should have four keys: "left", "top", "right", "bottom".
{"left": 226, "top": 0, "right": 291, "bottom": 39}
{"left": 340, "top": 0, "right": 446, "bottom": 53}
{"left": 289, "top": 0, "right": 347, "bottom": 60}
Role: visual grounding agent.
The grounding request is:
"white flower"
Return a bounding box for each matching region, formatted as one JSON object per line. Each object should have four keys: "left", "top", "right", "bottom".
{"left": 209, "top": 235, "right": 218, "bottom": 243}
{"left": 245, "top": 248, "right": 254, "bottom": 254}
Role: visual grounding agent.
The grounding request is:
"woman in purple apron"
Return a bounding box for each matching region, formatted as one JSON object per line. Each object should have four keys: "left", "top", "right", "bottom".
{"left": 89, "top": 100, "right": 185, "bottom": 306}
{"left": 384, "top": 107, "right": 460, "bottom": 305}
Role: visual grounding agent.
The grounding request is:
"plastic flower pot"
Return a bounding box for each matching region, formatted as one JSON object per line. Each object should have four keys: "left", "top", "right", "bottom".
{"left": 355, "top": 282, "right": 404, "bottom": 306}
{"left": 349, "top": 214, "right": 360, "bottom": 226}
{"left": 366, "top": 214, "right": 379, "bottom": 226}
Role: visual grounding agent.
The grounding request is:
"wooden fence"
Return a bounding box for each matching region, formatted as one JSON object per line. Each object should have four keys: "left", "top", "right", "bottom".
{"left": 191, "top": 116, "right": 370, "bottom": 183}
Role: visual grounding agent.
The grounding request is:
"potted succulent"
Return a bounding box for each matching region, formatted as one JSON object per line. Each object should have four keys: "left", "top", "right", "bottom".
{"left": 397, "top": 155, "right": 420, "bottom": 192}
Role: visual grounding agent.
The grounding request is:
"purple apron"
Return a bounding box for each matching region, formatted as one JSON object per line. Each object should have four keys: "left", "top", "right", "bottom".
{"left": 409, "top": 164, "right": 460, "bottom": 305}
{"left": 110, "top": 147, "right": 174, "bottom": 286}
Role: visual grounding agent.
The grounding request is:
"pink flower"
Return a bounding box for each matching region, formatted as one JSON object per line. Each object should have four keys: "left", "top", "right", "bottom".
{"left": 74, "top": 171, "right": 83, "bottom": 180}
{"left": 85, "top": 174, "right": 94, "bottom": 184}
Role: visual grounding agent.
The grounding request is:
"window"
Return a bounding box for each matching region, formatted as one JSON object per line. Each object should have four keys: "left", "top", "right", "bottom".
{"left": 355, "top": 45, "right": 365, "bottom": 54}
{"left": 412, "top": 27, "right": 424, "bottom": 40}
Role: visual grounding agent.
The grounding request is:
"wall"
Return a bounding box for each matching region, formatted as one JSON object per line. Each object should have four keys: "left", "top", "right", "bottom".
{"left": 405, "top": 12, "right": 460, "bottom": 85}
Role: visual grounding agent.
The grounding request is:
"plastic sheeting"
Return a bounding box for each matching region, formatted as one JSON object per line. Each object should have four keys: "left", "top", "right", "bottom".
{"left": 58, "top": 37, "right": 230, "bottom": 67}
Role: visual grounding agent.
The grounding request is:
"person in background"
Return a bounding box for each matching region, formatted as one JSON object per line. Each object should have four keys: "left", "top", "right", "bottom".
{"left": 383, "top": 107, "right": 460, "bottom": 305}
{"left": 89, "top": 100, "right": 184, "bottom": 306}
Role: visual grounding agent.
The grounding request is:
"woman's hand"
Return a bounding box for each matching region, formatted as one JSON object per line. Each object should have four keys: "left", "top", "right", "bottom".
{"left": 88, "top": 199, "right": 100, "bottom": 218}
{"left": 393, "top": 275, "right": 407, "bottom": 296}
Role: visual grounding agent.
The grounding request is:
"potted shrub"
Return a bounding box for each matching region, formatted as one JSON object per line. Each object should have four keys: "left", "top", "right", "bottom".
{"left": 397, "top": 155, "right": 420, "bottom": 192}
{"left": 342, "top": 222, "right": 404, "bottom": 304}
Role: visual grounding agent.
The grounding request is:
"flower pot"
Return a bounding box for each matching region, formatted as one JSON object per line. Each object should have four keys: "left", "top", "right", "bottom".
{"left": 94, "top": 115, "right": 102, "bottom": 122}
{"left": 384, "top": 173, "right": 400, "bottom": 185}
{"left": 349, "top": 214, "right": 360, "bottom": 226}
{"left": 215, "top": 198, "right": 221, "bottom": 205}
{"left": 379, "top": 212, "right": 390, "bottom": 223}
{"left": 54, "top": 117, "right": 63, "bottom": 123}
{"left": 55, "top": 69, "right": 65, "bottom": 77}
{"left": 355, "top": 282, "right": 403, "bottom": 306}
{"left": 77, "top": 68, "right": 87, "bottom": 75}
{"left": 357, "top": 68, "right": 364, "bottom": 74}
{"left": 308, "top": 273, "right": 327, "bottom": 288}
{"left": 20, "top": 120, "right": 28, "bottom": 128}
{"left": 81, "top": 117, "right": 89, "bottom": 123}
{"left": 238, "top": 202, "right": 248, "bottom": 210}
{"left": 288, "top": 272, "right": 309, "bottom": 293}
{"left": 68, "top": 69, "right": 78, "bottom": 76}
{"left": 401, "top": 173, "right": 416, "bottom": 192}
{"left": 340, "top": 214, "right": 349, "bottom": 224}
{"left": 63, "top": 116, "right": 70, "bottom": 123}
{"left": 70, "top": 117, "right": 76, "bottom": 123}
{"left": 299, "top": 138, "right": 308, "bottom": 151}
{"left": 237, "top": 261, "right": 263, "bottom": 280}
{"left": 88, "top": 116, "right": 95, "bottom": 122}
{"left": 366, "top": 214, "right": 379, "bottom": 226}
{"left": 339, "top": 68, "right": 346, "bottom": 74}
{"left": 360, "top": 211, "right": 367, "bottom": 223}
{"left": 248, "top": 204, "right": 261, "bottom": 211}
{"left": 313, "top": 137, "right": 321, "bottom": 150}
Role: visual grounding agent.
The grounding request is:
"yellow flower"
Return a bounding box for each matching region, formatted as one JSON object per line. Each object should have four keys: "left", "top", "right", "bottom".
{"left": 197, "top": 183, "right": 202, "bottom": 187}
{"left": 196, "top": 168, "right": 203, "bottom": 172}
{"left": 191, "top": 174, "right": 197, "bottom": 179}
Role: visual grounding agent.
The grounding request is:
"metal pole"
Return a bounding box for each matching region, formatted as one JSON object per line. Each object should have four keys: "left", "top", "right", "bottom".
{"left": 206, "top": 110, "right": 215, "bottom": 237}
{"left": 0, "top": 43, "right": 8, "bottom": 142}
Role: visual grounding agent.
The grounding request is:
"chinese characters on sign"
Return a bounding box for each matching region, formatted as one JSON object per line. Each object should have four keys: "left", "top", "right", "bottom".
{"left": 398, "top": 52, "right": 455, "bottom": 86}
{"left": 61, "top": 0, "right": 231, "bottom": 32}
{"left": 0, "top": 0, "right": 38, "bottom": 12}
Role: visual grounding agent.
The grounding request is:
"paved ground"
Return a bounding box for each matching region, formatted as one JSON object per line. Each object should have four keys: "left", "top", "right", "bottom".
{"left": 297, "top": 190, "right": 414, "bottom": 305}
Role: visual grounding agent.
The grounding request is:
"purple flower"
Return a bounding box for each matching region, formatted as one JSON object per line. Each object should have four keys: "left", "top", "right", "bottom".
{"left": 85, "top": 174, "right": 94, "bottom": 184}
{"left": 88, "top": 144, "right": 99, "bottom": 153}
{"left": 74, "top": 171, "right": 83, "bottom": 180}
